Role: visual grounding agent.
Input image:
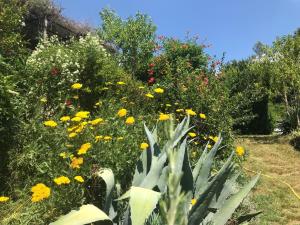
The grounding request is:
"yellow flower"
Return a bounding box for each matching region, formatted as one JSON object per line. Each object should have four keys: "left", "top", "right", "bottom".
{"left": 75, "top": 111, "right": 90, "bottom": 119}
{"left": 176, "top": 109, "right": 184, "bottom": 113}
{"left": 117, "top": 81, "right": 126, "bottom": 85}
{"left": 71, "top": 83, "right": 83, "bottom": 89}
{"left": 95, "top": 135, "right": 103, "bottom": 142}
{"left": 0, "top": 196, "right": 9, "bottom": 202}
{"left": 191, "top": 198, "right": 197, "bottom": 206}
{"left": 188, "top": 132, "right": 197, "bottom": 138}
{"left": 59, "top": 152, "right": 67, "bottom": 158}
{"left": 159, "top": 113, "right": 170, "bottom": 121}
{"left": 117, "top": 108, "right": 127, "bottom": 117}
{"left": 145, "top": 93, "right": 154, "bottom": 98}
{"left": 95, "top": 102, "right": 101, "bottom": 106}
{"left": 154, "top": 88, "right": 164, "bottom": 94}
{"left": 31, "top": 183, "right": 51, "bottom": 202}
{"left": 125, "top": 116, "right": 135, "bottom": 125}
{"left": 212, "top": 136, "right": 218, "bottom": 143}
{"left": 104, "top": 136, "right": 112, "bottom": 141}
{"left": 74, "top": 176, "right": 84, "bottom": 183}
{"left": 207, "top": 144, "right": 212, "bottom": 149}
{"left": 54, "top": 176, "right": 71, "bottom": 185}
{"left": 138, "top": 86, "right": 145, "bottom": 89}
{"left": 43, "top": 120, "right": 58, "bottom": 127}
{"left": 69, "top": 132, "right": 77, "bottom": 138}
{"left": 89, "top": 118, "right": 104, "bottom": 125}
{"left": 236, "top": 146, "right": 245, "bottom": 156}
{"left": 71, "top": 117, "right": 82, "bottom": 122}
{"left": 140, "top": 142, "right": 149, "bottom": 150}
{"left": 77, "top": 143, "right": 92, "bottom": 155}
{"left": 40, "top": 97, "right": 47, "bottom": 103}
{"left": 199, "top": 113, "right": 206, "bottom": 119}
{"left": 185, "top": 109, "right": 196, "bottom": 116}
{"left": 70, "top": 157, "right": 83, "bottom": 169}
{"left": 117, "top": 137, "right": 124, "bottom": 141}
{"left": 60, "top": 116, "right": 70, "bottom": 122}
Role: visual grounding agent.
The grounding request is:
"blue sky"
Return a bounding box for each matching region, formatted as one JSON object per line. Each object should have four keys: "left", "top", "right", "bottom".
{"left": 54, "top": 0, "right": 300, "bottom": 61}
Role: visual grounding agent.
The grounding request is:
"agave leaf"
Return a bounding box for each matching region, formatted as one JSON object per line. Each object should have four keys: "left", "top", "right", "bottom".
{"left": 179, "top": 139, "right": 194, "bottom": 193}
{"left": 129, "top": 186, "right": 161, "bottom": 225}
{"left": 144, "top": 123, "right": 161, "bottom": 157}
{"left": 49, "top": 204, "right": 112, "bottom": 225}
{"left": 139, "top": 152, "right": 167, "bottom": 189}
{"left": 96, "top": 168, "right": 115, "bottom": 214}
{"left": 188, "top": 162, "right": 234, "bottom": 225}
{"left": 237, "top": 211, "right": 262, "bottom": 224}
{"left": 194, "top": 135, "right": 223, "bottom": 196}
{"left": 132, "top": 146, "right": 151, "bottom": 186}
{"left": 211, "top": 174, "right": 260, "bottom": 225}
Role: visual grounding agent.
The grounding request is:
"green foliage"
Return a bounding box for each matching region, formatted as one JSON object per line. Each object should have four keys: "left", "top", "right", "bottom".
{"left": 50, "top": 117, "right": 259, "bottom": 225}
{"left": 223, "top": 59, "right": 274, "bottom": 134}
{"left": 0, "top": 0, "right": 27, "bottom": 63}
{"left": 99, "top": 8, "right": 156, "bottom": 79}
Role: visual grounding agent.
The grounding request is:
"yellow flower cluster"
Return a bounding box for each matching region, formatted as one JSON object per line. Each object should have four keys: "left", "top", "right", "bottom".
{"left": 0, "top": 196, "right": 9, "bottom": 202}
{"left": 31, "top": 183, "right": 51, "bottom": 202}
{"left": 77, "top": 142, "right": 92, "bottom": 155}
{"left": 125, "top": 117, "right": 135, "bottom": 125}
{"left": 185, "top": 109, "right": 197, "bottom": 116}
{"left": 70, "top": 157, "right": 83, "bottom": 169}
{"left": 117, "top": 108, "right": 127, "bottom": 117}
{"left": 159, "top": 113, "right": 170, "bottom": 121}
{"left": 188, "top": 132, "right": 197, "bottom": 138}
{"left": 43, "top": 120, "right": 58, "bottom": 127}
{"left": 140, "top": 142, "right": 149, "bottom": 150}
{"left": 154, "top": 88, "right": 164, "bottom": 94}
{"left": 236, "top": 146, "right": 245, "bottom": 156}
{"left": 54, "top": 176, "right": 71, "bottom": 185}
{"left": 89, "top": 118, "right": 103, "bottom": 125}
{"left": 60, "top": 116, "right": 71, "bottom": 122}
{"left": 74, "top": 176, "right": 84, "bottom": 183}
{"left": 75, "top": 111, "right": 90, "bottom": 119}
{"left": 71, "top": 83, "right": 83, "bottom": 89}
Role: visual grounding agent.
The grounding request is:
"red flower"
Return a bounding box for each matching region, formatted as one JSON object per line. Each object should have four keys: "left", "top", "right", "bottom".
{"left": 51, "top": 67, "right": 59, "bottom": 76}
{"left": 149, "top": 63, "right": 155, "bottom": 68}
{"left": 148, "top": 69, "right": 154, "bottom": 75}
{"left": 65, "top": 99, "right": 72, "bottom": 106}
{"left": 148, "top": 77, "right": 156, "bottom": 85}
{"left": 203, "top": 77, "right": 209, "bottom": 86}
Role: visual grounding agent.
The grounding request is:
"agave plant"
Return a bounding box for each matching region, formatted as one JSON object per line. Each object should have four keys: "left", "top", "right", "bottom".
{"left": 50, "top": 116, "right": 260, "bottom": 225}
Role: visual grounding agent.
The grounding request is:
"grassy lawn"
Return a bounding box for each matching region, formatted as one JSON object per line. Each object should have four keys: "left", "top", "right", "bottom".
{"left": 236, "top": 135, "right": 300, "bottom": 225}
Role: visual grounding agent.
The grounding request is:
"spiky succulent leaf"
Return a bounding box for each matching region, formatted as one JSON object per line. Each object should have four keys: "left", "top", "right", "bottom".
{"left": 49, "top": 204, "right": 112, "bottom": 225}
{"left": 210, "top": 174, "right": 260, "bottom": 225}
{"left": 129, "top": 187, "right": 161, "bottom": 225}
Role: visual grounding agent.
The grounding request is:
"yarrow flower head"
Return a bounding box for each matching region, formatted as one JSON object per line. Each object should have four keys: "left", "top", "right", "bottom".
{"left": 125, "top": 117, "right": 135, "bottom": 125}
{"left": 236, "top": 146, "right": 245, "bottom": 156}
{"left": 31, "top": 183, "right": 51, "bottom": 202}
{"left": 140, "top": 142, "right": 149, "bottom": 150}
{"left": 117, "top": 108, "right": 127, "bottom": 117}
{"left": 117, "top": 81, "right": 126, "bottom": 85}
{"left": 185, "top": 109, "right": 197, "bottom": 116}
{"left": 77, "top": 142, "right": 92, "bottom": 155}
{"left": 70, "top": 157, "right": 83, "bottom": 169}
{"left": 188, "top": 132, "right": 197, "bottom": 138}
{"left": 60, "top": 116, "right": 70, "bottom": 122}
{"left": 75, "top": 111, "right": 90, "bottom": 119}
{"left": 199, "top": 113, "right": 206, "bottom": 119}
{"left": 154, "top": 88, "right": 164, "bottom": 94}
{"left": 44, "top": 120, "right": 58, "bottom": 127}
{"left": 89, "top": 118, "right": 103, "bottom": 125}
{"left": 54, "top": 176, "right": 71, "bottom": 185}
{"left": 74, "top": 176, "right": 84, "bottom": 183}
{"left": 145, "top": 93, "right": 154, "bottom": 98}
{"left": 0, "top": 196, "right": 9, "bottom": 202}
{"left": 159, "top": 113, "right": 170, "bottom": 121}
{"left": 71, "top": 83, "right": 83, "bottom": 89}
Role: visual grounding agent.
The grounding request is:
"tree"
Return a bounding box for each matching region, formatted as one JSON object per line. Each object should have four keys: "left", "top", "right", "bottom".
{"left": 99, "top": 8, "right": 156, "bottom": 79}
